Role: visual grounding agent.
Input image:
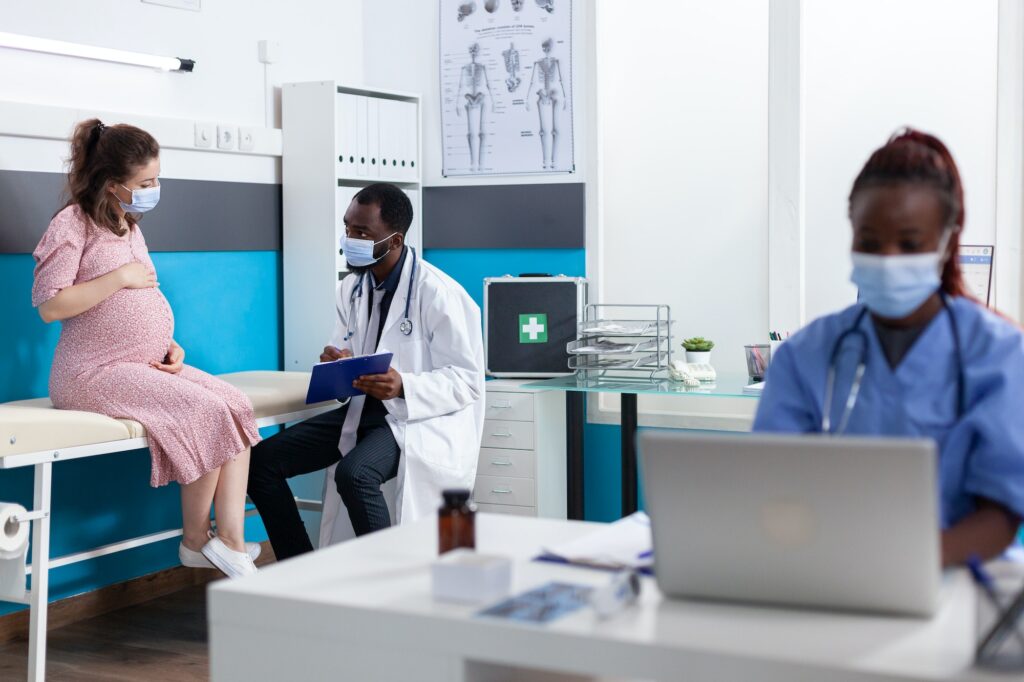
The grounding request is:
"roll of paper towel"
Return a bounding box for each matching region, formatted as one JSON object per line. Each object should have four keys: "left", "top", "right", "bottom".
{"left": 0, "top": 502, "right": 30, "bottom": 601}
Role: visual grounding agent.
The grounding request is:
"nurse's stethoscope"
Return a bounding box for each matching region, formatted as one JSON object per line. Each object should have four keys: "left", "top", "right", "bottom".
{"left": 822, "top": 294, "right": 966, "bottom": 434}
{"left": 341, "top": 247, "right": 418, "bottom": 342}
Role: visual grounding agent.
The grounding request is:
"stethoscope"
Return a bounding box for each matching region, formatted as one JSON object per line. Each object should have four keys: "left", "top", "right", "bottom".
{"left": 341, "top": 247, "right": 418, "bottom": 343}
{"left": 822, "top": 295, "right": 965, "bottom": 434}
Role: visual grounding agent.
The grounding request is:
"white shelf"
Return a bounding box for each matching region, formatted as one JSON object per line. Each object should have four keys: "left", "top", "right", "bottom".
{"left": 283, "top": 80, "right": 423, "bottom": 372}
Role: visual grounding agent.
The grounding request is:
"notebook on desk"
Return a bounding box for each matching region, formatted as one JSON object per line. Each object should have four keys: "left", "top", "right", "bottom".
{"left": 305, "top": 352, "right": 393, "bottom": 403}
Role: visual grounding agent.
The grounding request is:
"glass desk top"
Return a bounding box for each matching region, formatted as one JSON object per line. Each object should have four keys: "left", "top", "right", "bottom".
{"left": 522, "top": 374, "right": 762, "bottom": 398}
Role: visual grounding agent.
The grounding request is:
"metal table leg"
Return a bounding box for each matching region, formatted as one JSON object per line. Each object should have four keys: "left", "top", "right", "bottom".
{"left": 621, "top": 393, "right": 638, "bottom": 516}
{"left": 566, "top": 392, "right": 585, "bottom": 520}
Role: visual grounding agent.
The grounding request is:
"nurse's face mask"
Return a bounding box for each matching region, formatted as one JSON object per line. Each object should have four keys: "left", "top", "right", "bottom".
{"left": 341, "top": 232, "right": 397, "bottom": 269}
{"left": 850, "top": 227, "right": 954, "bottom": 319}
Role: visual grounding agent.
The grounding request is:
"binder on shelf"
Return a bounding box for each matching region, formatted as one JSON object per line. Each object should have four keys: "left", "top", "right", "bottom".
{"left": 399, "top": 100, "right": 418, "bottom": 180}
{"left": 367, "top": 97, "right": 381, "bottom": 179}
{"left": 356, "top": 95, "right": 370, "bottom": 177}
{"left": 378, "top": 98, "right": 398, "bottom": 181}
{"left": 336, "top": 93, "right": 360, "bottom": 178}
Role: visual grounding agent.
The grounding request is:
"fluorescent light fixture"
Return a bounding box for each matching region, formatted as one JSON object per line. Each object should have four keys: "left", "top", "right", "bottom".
{"left": 0, "top": 32, "right": 194, "bottom": 72}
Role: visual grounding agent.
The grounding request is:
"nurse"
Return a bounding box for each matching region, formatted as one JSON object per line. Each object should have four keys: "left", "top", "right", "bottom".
{"left": 754, "top": 129, "right": 1024, "bottom": 566}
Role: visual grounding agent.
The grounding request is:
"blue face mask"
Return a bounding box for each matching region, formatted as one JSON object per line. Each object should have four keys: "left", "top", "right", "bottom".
{"left": 850, "top": 231, "right": 952, "bottom": 319}
{"left": 119, "top": 184, "right": 160, "bottom": 213}
{"left": 341, "top": 233, "right": 397, "bottom": 268}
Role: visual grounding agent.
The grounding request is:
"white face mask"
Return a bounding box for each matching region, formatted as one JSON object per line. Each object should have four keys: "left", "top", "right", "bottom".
{"left": 118, "top": 184, "right": 160, "bottom": 213}
{"left": 849, "top": 228, "right": 953, "bottom": 319}
{"left": 341, "top": 232, "right": 397, "bottom": 268}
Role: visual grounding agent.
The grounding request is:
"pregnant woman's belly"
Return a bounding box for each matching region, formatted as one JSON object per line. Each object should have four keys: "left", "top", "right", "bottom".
{"left": 54, "top": 287, "right": 175, "bottom": 380}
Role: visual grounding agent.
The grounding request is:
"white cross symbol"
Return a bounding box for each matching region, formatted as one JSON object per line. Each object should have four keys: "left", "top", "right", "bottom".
{"left": 522, "top": 317, "right": 545, "bottom": 340}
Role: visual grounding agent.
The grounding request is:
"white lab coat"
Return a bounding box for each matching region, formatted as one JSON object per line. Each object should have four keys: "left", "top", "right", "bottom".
{"left": 318, "top": 250, "right": 486, "bottom": 546}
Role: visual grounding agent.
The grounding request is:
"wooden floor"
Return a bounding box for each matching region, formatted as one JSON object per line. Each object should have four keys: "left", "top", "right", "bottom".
{"left": 0, "top": 584, "right": 214, "bottom": 682}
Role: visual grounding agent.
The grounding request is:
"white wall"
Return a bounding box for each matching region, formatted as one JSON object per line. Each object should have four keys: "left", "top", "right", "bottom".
{"left": 802, "top": 0, "right": 1000, "bottom": 321}
{"left": 597, "top": 0, "right": 770, "bottom": 383}
{"left": 361, "top": 0, "right": 591, "bottom": 187}
{"left": 0, "top": 0, "right": 364, "bottom": 181}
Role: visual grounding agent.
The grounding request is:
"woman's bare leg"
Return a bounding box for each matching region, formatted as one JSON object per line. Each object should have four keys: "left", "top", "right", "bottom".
{"left": 212, "top": 447, "right": 252, "bottom": 553}
{"left": 180, "top": 469, "right": 220, "bottom": 551}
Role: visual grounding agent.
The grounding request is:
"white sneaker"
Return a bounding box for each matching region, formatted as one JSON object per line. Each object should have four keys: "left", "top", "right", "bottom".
{"left": 200, "top": 536, "right": 259, "bottom": 579}
{"left": 179, "top": 539, "right": 261, "bottom": 570}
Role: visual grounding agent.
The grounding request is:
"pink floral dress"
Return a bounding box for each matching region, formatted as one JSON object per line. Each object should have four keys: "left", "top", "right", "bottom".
{"left": 31, "top": 205, "right": 262, "bottom": 486}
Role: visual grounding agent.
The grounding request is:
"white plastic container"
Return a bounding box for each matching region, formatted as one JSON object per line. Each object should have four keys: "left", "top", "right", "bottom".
{"left": 431, "top": 549, "right": 513, "bottom": 604}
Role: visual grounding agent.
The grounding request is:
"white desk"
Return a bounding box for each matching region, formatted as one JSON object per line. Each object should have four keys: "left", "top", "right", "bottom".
{"left": 208, "top": 515, "right": 1004, "bottom": 682}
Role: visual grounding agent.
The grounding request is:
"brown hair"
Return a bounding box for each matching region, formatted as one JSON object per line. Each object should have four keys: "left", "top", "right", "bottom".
{"left": 848, "top": 128, "right": 969, "bottom": 298}
{"left": 63, "top": 119, "right": 160, "bottom": 236}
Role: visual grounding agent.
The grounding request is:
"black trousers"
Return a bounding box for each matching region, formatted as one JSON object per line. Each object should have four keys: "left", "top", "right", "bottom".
{"left": 247, "top": 405, "right": 401, "bottom": 561}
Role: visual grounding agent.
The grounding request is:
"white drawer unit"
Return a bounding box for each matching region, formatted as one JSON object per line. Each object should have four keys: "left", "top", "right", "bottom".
{"left": 472, "top": 380, "right": 567, "bottom": 519}
{"left": 481, "top": 419, "right": 535, "bottom": 450}
{"left": 484, "top": 391, "right": 535, "bottom": 422}
{"left": 477, "top": 448, "right": 534, "bottom": 478}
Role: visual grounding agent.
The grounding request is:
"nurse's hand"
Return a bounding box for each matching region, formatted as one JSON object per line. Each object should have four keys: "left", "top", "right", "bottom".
{"left": 152, "top": 341, "right": 184, "bottom": 374}
{"left": 320, "top": 346, "right": 352, "bottom": 363}
{"left": 354, "top": 368, "right": 404, "bottom": 401}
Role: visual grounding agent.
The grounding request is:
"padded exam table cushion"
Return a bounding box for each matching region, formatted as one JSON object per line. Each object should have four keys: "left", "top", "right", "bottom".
{"left": 0, "top": 371, "right": 323, "bottom": 459}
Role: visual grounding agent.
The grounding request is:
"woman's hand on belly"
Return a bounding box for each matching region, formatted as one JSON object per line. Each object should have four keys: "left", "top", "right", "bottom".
{"left": 151, "top": 340, "right": 185, "bottom": 374}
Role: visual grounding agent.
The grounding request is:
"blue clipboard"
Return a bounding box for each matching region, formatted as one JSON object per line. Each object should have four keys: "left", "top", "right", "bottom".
{"left": 305, "top": 352, "right": 394, "bottom": 403}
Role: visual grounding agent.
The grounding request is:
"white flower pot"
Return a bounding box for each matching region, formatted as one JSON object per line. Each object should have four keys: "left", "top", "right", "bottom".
{"left": 685, "top": 350, "right": 711, "bottom": 364}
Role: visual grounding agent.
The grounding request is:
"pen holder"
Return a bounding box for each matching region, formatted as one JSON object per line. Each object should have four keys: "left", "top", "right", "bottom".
{"left": 743, "top": 344, "right": 772, "bottom": 382}
{"left": 976, "top": 563, "right": 1024, "bottom": 671}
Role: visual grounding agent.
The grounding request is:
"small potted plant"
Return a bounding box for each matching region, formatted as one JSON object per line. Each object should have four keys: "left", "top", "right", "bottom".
{"left": 682, "top": 337, "right": 715, "bottom": 364}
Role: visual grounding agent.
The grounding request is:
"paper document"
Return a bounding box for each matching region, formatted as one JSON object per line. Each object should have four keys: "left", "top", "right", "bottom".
{"left": 538, "top": 512, "right": 653, "bottom": 573}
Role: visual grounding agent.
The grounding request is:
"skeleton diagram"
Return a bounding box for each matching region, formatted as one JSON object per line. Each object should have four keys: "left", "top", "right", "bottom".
{"left": 511, "top": 0, "right": 524, "bottom": 10}
{"left": 525, "top": 39, "right": 567, "bottom": 169}
{"left": 503, "top": 43, "right": 521, "bottom": 93}
{"left": 456, "top": 43, "right": 495, "bottom": 172}
{"left": 457, "top": 2, "right": 475, "bottom": 21}
{"left": 535, "top": 0, "right": 554, "bottom": 13}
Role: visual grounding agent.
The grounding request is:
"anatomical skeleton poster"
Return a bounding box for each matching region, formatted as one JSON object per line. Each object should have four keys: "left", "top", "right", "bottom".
{"left": 440, "top": 0, "right": 575, "bottom": 176}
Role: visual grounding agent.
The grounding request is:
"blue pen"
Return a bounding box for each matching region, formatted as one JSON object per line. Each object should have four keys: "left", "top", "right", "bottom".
{"left": 637, "top": 549, "right": 653, "bottom": 560}
{"left": 967, "top": 555, "right": 1024, "bottom": 653}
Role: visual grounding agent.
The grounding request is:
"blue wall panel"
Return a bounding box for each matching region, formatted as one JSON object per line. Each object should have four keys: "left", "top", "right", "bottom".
{"left": 423, "top": 248, "right": 586, "bottom": 310}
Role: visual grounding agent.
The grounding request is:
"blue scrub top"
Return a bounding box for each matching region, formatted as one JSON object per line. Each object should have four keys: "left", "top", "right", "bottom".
{"left": 753, "top": 297, "right": 1024, "bottom": 528}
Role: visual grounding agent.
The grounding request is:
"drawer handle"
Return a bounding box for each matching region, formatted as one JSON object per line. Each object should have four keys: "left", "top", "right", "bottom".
{"left": 490, "top": 459, "right": 513, "bottom": 466}
{"left": 490, "top": 401, "right": 512, "bottom": 409}
{"left": 491, "top": 488, "right": 513, "bottom": 494}
{"left": 490, "top": 431, "right": 513, "bottom": 438}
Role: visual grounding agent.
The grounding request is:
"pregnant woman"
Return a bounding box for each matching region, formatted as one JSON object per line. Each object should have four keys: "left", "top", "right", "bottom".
{"left": 32, "top": 119, "right": 261, "bottom": 578}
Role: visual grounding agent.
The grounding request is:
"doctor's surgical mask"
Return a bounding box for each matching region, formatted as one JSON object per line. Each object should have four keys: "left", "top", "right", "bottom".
{"left": 849, "top": 228, "right": 953, "bottom": 319}
{"left": 118, "top": 184, "right": 161, "bottom": 214}
{"left": 341, "top": 232, "right": 398, "bottom": 268}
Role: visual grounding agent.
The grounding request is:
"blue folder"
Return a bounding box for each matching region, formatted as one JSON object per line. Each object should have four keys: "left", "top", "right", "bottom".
{"left": 305, "top": 352, "right": 394, "bottom": 404}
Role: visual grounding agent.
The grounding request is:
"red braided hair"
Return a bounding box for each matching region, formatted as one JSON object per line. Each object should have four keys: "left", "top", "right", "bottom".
{"left": 848, "top": 128, "right": 970, "bottom": 298}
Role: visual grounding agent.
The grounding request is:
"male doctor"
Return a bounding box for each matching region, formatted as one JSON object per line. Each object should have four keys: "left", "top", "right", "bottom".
{"left": 248, "top": 183, "right": 485, "bottom": 560}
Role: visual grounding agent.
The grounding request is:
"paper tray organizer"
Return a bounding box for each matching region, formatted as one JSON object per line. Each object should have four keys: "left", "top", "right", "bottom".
{"left": 569, "top": 304, "right": 674, "bottom": 380}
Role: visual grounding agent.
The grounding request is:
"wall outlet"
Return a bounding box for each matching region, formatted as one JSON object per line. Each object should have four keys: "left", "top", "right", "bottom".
{"left": 238, "top": 128, "right": 256, "bottom": 152}
{"left": 217, "top": 125, "right": 237, "bottom": 150}
{"left": 194, "top": 122, "right": 214, "bottom": 148}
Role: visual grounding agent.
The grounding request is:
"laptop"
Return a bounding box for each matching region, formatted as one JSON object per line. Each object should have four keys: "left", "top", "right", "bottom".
{"left": 639, "top": 431, "right": 941, "bottom": 616}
